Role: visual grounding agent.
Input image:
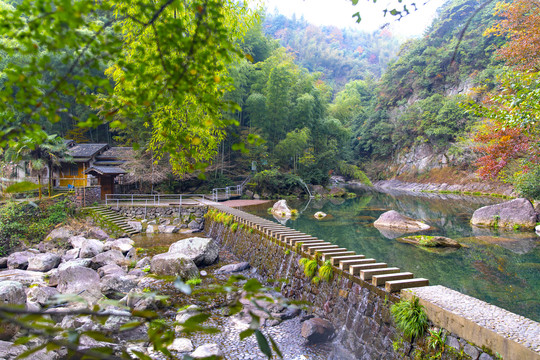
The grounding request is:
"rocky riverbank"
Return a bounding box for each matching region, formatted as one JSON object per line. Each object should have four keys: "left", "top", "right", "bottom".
{"left": 373, "top": 179, "right": 516, "bottom": 197}
{"left": 0, "top": 221, "right": 331, "bottom": 359}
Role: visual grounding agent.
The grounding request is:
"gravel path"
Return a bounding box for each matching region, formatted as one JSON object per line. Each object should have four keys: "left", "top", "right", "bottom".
{"left": 407, "top": 285, "right": 540, "bottom": 353}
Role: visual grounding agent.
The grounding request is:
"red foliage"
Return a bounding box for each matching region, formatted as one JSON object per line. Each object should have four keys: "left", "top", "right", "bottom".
{"left": 473, "top": 122, "right": 535, "bottom": 179}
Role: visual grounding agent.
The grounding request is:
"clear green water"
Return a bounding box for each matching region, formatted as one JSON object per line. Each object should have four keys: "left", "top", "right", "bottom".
{"left": 245, "top": 189, "right": 540, "bottom": 322}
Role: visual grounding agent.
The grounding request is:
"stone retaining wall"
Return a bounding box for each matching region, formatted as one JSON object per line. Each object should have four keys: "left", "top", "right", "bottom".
{"left": 71, "top": 186, "right": 101, "bottom": 207}
{"left": 111, "top": 205, "right": 205, "bottom": 220}
{"left": 205, "top": 213, "right": 536, "bottom": 360}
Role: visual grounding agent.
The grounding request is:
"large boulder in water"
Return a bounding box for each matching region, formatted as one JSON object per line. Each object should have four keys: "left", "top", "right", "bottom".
{"left": 271, "top": 200, "right": 292, "bottom": 218}
{"left": 471, "top": 198, "right": 537, "bottom": 230}
{"left": 301, "top": 317, "right": 334, "bottom": 343}
{"left": 374, "top": 210, "right": 431, "bottom": 232}
{"left": 150, "top": 253, "right": 199, "bottom": 280}
{"left": 168, "top": 237, "right": 219, "bottom": 266}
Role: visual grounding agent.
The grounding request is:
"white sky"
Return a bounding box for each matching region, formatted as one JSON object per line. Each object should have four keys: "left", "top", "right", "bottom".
{"left": 263, "top": 0, "right": 448, "bottom": 37}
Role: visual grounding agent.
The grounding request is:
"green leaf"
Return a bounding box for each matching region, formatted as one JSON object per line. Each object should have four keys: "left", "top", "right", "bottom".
{"left": 255, "top": 329, "right": 272, "bottom": 359}
{"left": 243, "top": 278, "right": 262, "bottom": 293}
{"left": 239, "top": 328, "right": 255, "bottom": 340}
{"left": 268, "top": 335, "right": 283, "bottom": 359}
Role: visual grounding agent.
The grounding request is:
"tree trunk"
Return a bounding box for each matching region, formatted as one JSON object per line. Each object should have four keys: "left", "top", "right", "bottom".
{"left": 38, "top": 174, "right": 42, "bottom": 200}
{"left": 48, "top": 160, "right": 52, "bottom": 197}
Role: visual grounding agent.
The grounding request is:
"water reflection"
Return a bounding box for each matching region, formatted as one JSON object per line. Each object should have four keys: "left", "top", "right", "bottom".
{"left": 244, "top": 189, "right": 540, "bottom": 322}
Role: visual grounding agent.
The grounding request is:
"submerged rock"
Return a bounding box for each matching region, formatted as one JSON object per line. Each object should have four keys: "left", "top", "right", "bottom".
{"left": 398, "top": 235, "right": 461, "bottom": 248}
{"left": 374, "top": 210, "right": 431, "bottom": 231}
{"left": 314, "top": 211, "right": 327, "bottom": 219}
{"left": 471, "top": 198, "right": 537, "bottom": 230}
{"left": 168, "top": 237, "right": 219, "bottom": 266}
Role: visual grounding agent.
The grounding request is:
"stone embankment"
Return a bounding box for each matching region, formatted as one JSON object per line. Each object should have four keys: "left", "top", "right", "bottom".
{"left": 205, "top": 203, "right": 540, "bottom": 360}
{"left": 111, "top": 205, "right": 206, "bottom": 233}
{"left": 373, "top": 179, "right": 516, "bottom": 197}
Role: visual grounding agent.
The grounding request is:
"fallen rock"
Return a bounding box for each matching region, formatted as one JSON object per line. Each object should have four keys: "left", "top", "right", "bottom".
{"left": 27, "top": 253, "right": 61, "bottom": 272}
{"left": 27, "top": 286, "right": 59, "bottom": 306}
{"left": 104, "top": 238, "right": 134, "bottom": 254}
{"left": 150, "top": 253, "right": 198, "bottom": 279}
{"left": 215, "top": 262, "right": 250, "bottom": 274}
{"left": 79, "top": 239, "right": 105, "bottom": 258}
{"left": 374, "top": 210, "right": 431, "bottom": 231}
{"left": 97, "top": 264, "right": 126, "bottom": 277}
{"left": 7, "top": 251, "right": 36, "bottom": 270}
{"left": 159, "top": 225, "right": 179, "bottom": 233}
{"left": 301, "top": 317, "right": 334, "bottom": 343}
{"left": 91, "top": 250, "right": 126, "bottom": 269}
{"left": 471, "top": 198, "right": 537, "bottom": 230}
{"left": 398, "top": 235, "right": 461, "bottom": 248}
{"left": 87, "top": 227, "right": 109, "bottom": 240}
{"left": 0, "top": 269, "right": 47, "bottom": 286}
{"left": 120, "top": 289, "right": 162, "bottom": 311}
{"left": 168, "top": 338, "right": 194, "bottom": 353}
{"left": 0, "top": 340, "right": 27, "bottom": 358}
{"left": 62, "top": 248, "right": 80, "bottom": 262}
{"left": 146, "top": 225, "right": 157, "bottom": 233}
{"left": 271, "top": 200, "right": 292, "bottom": 218}
{"left": 190, "top": 343, "right": 223, "bottom": 359}
{"left": 188, "top": 220, "right": 201, "bottom": 230}
{"left": 58, "top": 258, "right": 92, "bottom": 271}
{"left": 135, "top": 257, "right": 151, "bottom": 269}
{"left": 57, "top": 266, "right": 102, "bottom": 304}
{"left": 100, "top": 275, "right": 137, "bottom": 300}
{"left": 168, "top": 237, "right": 219, "bottom": 266}
{"left": 127, "top": 221, "right": 143, "bottom": 233}
{"left": 45, "top": 226, "right": 75, "bottom": 242}
{"left": 314, "top": 211, "right": 327, "bottom": 219}
{"left": 0, "top": 281, "right": 25, "bottom": 340}
{"left": 68, "top": 235, "right": 87, "bottom": 249}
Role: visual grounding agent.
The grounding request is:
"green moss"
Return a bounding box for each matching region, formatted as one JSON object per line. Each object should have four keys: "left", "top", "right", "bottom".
{"left": 318, "top": 260, "right": 334, "bottom": 282}
{"left": 304, "top": 259, "right": 318, "bottom": 278}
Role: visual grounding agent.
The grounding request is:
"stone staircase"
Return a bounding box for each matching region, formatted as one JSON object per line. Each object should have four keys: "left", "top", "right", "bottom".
{"left": 84, "top": 206, "right": 139, "bottom": 236}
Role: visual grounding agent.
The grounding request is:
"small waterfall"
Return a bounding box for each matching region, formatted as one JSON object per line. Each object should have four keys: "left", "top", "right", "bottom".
{"left": 280, "top": 255, "right": 295, "bottom": 291}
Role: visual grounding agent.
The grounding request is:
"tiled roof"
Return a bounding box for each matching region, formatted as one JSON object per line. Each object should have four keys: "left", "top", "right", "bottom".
{"left": 97, "top": 147, "right": 134, "bottom": 160}
{"left": 68, "top": 143, "right": 109, "bottom": 158}
{"left": 84, "top": 166, "right": 126, "bottom": 175}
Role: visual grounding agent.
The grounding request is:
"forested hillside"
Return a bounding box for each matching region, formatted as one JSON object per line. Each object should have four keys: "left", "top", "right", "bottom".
{"left": 263, "top": 13, "right": 401, "bottom": 89}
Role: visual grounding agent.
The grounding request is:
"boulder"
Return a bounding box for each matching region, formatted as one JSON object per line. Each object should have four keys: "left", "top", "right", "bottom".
{"left": 0, "top": 281, "right": 26, "bottom": 305}
{"left": 168, "top": 338, "right": 194, "bottom": 353}
{"left": 27, "top": 286, "right": 59, "bottom": 306}
{"left": 471, "top": 198, "right": 537, "bottom": 229}
{"left": 301, "top": 317, "right": 334, "bottom": 343}
{"left": 314, "top": 211, "right": 327, "bottom": 219}
{"left": 0, "top": 269, "right": 47, "bottom": 286}
{"left": 150, "top": 253, "right": 198, "bottom": 280}
{"left": 7, "top": 251, "right": 36, "bottom": 270}
{"left": 68, "top": 235, "right": 87, "bottom": 249}
{"left": 87, "top": 227, "right": 109, "bottom": 240}
{"left": 398, "top": 235, "right": 461, "bottom": 248}
{"left": 100, "top": 275, "right": 137, "bottom": 299}
{"left": 146, "top": 225, "right": 157, "bottom": 233}
{"left": 188, "top": 220, "right": 201, "bottom": 230}
{"left": 0, "top": 281, "right": 26, "bottom": 340}
{"left": 190, "top": 343, "right": 223, "bottom": 359}
{"left": 127, "top": 221, "right": 143, "bottom": 233}
{"left": 168, "top": 237, "right": 219, "bottom": 266}
{"left": 79, "top": 239, "right": 105, "bottom": 258}
{"left": 0, "top": 340, "right": 27, "bottom": 358}
{"left": 120, "top": 289, "right": 162, "bottom": 311}
{"left": 245, "top": 190, "right": 254, "bottom": 199}
{"left": 45, "top": 226, "right": 75, "bottom": 242}
{"left": 97, "top": 264, "right": 126, "bottom": 277}
{"left": 104, "top": 238, "right": 134, "bottom": 254}
{"left": 135, "top": 257, "right": 151, "bottom": 269}
{"left": 58, "top": 258, "right": 92, "bottom": 271}
{"left": 91, "top": 250, "right": 126, "bottom": 269}
{"left": 159, "top": 225, "right": 179, "bottom": 233}
{"left": 374, "top": 210, "right": 431, "bottom": 231}
{"left": 0, "top": 257, "right": 7, "bottom": 269}
{"left": 328, "top": 187, "right": 346, "bottom": 197}
{"left": 62, "top": 248, "right": 80, "bottom": 262}
{"left": 215, "top": 262, "right": 250, "bottom": 274}
{"left": 536, "top": 225, "right": 540, "bottom": 236}
{"left": 27, "top": 253, "right": 61, "bottom": 272}
{"left": 57, "top": 266, "right": 102, "bottom": 304}
{"left": 271, "top": 200, "right": 292, "bottom": 218}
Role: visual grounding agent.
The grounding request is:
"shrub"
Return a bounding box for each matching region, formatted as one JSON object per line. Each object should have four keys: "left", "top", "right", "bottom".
{"left": 337, "top": 162, "right": 373, "bottom": 186}
{"left": 186, "top": 277, "right": 202, "bottom": 286}
{"left": 318, "top": 260, "right": 334, "bottom": 282}
{"left": 311, "top": 276, "right": 321, "bottom": 285}
{"left": 515, "top": 165, "right": 540, "bottom": 200}
{"left": 230, "top": 223, "right": 238, "bottom": 232}
{"left": 418, "top": 236, "right": 437, "bottom": 247}
{"left": 391, "top": 296, "right": 428, "bottom": 341}
{"left": 304, "top": 259, "right": 318, "bottom": 278}
{"left": 253, "top": 169, "right": 306, "bottom": 196}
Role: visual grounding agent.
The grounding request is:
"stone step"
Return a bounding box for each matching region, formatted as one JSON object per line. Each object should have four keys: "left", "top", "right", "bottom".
{"left": 349, "top": 262, "right": 387, "bottom": 276}
{"left": 385, "top": 278, "right": 429, "bottom": 293}
{"left": 328, "top": 254, "right": 365, "bottom": 264}
{"left": 339, "top": 258, "right": 375, "bottom": 271}
{"left": 300, "top": 242, "right": 330, "bottom": 251}
{"left": 360, "top": 267, "right": 401, "bottom": 281}
{"left": 306, "top": 245, "right": 339, "bottom": 255}
{"left": 312, "top": 247, "right": 348, "bottom": 256}
{"left": 323, "top": 252, "right": 357, "bottom": 264}
{"left": 372, "top": 272, "right": 414, "bottom": 286}
{"left": 287, "top": 236, "right": 318, "bottom": 244}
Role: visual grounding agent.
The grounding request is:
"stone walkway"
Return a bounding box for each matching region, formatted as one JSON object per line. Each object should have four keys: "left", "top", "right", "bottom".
{"left": 220, "top": 199, "right": 272, "bottom": 207}
{"left": 405, "top": 285, "right": 540, "bottom": 354}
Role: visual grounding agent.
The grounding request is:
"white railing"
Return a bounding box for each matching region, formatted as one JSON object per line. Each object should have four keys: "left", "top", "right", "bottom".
{"left": 211, "top": 185, "right": 242, "bottom": 202}
{"left": 105, "top": 193, "right": 212, "bottom": 208}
